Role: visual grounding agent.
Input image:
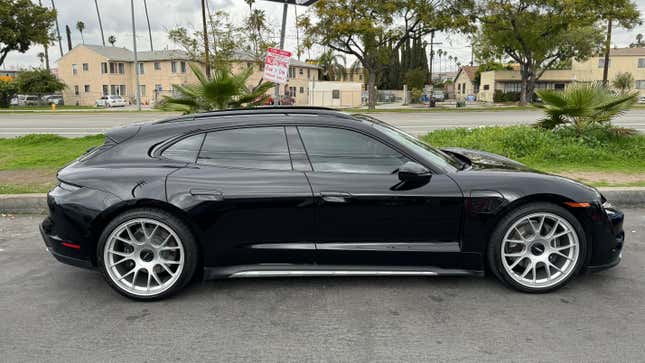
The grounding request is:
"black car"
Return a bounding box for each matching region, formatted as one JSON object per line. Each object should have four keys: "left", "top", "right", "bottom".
{"left": 40, "top": 107, "right": 625, "bottom": 300}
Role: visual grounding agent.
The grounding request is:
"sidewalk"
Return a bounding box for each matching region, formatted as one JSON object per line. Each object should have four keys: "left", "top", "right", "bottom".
{"left": 2, "top": 187, "right": 643, "bottom": 214}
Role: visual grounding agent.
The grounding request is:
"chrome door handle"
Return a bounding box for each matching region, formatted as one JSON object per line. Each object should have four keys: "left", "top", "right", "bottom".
{"left": 189, "top": 189, "right": 224, "bottom": 201}
{"left": 320, "top": 192, "right": 352, "bottom": 203}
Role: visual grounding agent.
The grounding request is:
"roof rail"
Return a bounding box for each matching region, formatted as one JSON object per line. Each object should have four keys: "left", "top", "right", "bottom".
{"left": 155, "top": 106, "right": 352, "bottom": 124}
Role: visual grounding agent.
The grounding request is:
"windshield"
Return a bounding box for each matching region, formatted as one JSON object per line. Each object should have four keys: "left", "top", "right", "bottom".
{"left": 354, "top": 114, "right": 463, "bottom": 171}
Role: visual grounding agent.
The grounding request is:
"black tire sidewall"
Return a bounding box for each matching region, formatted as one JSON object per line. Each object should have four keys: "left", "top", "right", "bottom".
{"left": 97, "top": 208, "right": 198, "bottom": 301}
{"left": 488, "top": 202, "right": 587, "bottom": 293}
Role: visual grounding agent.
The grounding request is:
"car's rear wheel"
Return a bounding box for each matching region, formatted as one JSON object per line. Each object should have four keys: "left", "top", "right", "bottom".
{"left": 97, "top": 209, "right": 198, "bottom": 300}
{"left": 488, "top": 202, "right": 586, "bottom": 293}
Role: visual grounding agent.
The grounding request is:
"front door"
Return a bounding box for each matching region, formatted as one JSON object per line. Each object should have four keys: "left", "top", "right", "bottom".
{"left": 165, "top": 126, "right": 316, "bottom": 267}
{"left": 296, "top": 126, "right": 464, "bottom": 268}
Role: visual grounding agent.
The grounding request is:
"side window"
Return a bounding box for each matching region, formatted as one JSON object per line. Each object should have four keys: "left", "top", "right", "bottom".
{"left": 162, "top": 134, "right": 205, "bottom": 163}
{"left": 198, "top": 127, "right": 292, "bottom": 171}
{"left": 298, "top": 127, "right": 409, "bottom": 174}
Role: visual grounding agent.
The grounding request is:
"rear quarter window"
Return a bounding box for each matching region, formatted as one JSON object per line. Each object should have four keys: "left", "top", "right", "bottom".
{"left": 162, "top": 134, "right": 205, "bottom": 163}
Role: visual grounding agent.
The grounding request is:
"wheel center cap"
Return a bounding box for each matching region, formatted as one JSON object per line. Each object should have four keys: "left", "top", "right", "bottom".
{"left": 140, "top": 249, "right": 155, "bottom": 262}
{"left": 530, "top": 242, "right": 546, "bottom": 256}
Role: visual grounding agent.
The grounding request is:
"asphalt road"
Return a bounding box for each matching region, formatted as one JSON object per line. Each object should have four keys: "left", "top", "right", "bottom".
{"left": 1, "top": 209, "right": 644, "bottom": 362}
{"left": 1, "top": 108, "right": 645, "bottom": 137}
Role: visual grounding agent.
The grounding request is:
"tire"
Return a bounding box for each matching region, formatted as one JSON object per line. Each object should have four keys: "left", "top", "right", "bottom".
{"left": 487, "top": 202, "right": 587, "bottom": 293}
{"left": 97, "top": 208, "right": 198, "bottom": 301}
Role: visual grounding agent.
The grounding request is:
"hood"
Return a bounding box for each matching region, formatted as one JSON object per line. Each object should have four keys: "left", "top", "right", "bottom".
{"left": 441, "top": 147, "right": 534, "bottom": 172}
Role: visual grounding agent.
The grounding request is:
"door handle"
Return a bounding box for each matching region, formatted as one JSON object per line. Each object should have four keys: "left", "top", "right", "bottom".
{"left": 320, "top": 192, "right": 352, "bottom": 203}
{"left": 189, "top": 189, "right": 224, "bottom": 201}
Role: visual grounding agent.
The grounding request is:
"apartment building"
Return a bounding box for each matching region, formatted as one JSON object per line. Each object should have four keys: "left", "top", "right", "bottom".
{"left": 571, "top": 47, "right": 645, "bottom": 95}
{"left": 57, "top": 45, "right": 320, "bottom": 106}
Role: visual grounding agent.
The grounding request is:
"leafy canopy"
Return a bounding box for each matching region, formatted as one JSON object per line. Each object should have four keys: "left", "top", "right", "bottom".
{"left": 15, "top": 69, "right": 65, "bottom": 94}
{"left": 157, "top": 64, "right": 274, "bottom": 114}
{"left": 0, "top": 0, "right": 56, "bottom": 67}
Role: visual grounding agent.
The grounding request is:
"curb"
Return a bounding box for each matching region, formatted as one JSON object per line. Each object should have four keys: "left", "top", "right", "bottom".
{"left": 0, "top": 188, "right": 643, "bottom": 215}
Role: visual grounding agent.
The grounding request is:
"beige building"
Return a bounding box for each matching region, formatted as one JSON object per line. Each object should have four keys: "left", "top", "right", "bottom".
{"left": 308, "top": 81, "right": 363, "bottom": 108}
{"left": 571, "top": 47, "right": 645, "bottom": 95}
{"left": 478, "top": 70, "right": 574, "bottom": 102}
{"left": 57, "top": 45, "right": 320, "bottom": 106}
{"left": 454, "top": 66, "right": 478, "bottom": 99}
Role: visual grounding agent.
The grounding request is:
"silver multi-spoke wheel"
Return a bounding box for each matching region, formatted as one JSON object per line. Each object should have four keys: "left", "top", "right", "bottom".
{"left": 103, "top": 218, "right": 185, "bottom": 297}
{"left": 501, "top": 212, "right": 579, "bottom": 289}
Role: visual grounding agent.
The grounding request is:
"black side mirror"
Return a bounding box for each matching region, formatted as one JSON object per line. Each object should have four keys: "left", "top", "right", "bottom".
{"left": 398, "top": 161, "right": 431, "bottom": 182}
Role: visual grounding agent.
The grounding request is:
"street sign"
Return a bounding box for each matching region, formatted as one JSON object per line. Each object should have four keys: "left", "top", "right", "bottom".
{"left": 263, "top": 47, "right": 292, "bottom": 84}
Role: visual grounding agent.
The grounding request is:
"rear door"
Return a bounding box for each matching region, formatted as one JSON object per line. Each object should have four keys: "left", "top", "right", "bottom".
{"left": 295, "top": 125, "right": 464, "bottom": 268}
{"left": 165, "top": 126, "right": 316, "bottom": 267}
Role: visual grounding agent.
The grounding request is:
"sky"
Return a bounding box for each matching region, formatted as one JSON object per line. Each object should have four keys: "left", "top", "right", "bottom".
{"left": 5, "top": 0, "right": 645, "bottom": 72}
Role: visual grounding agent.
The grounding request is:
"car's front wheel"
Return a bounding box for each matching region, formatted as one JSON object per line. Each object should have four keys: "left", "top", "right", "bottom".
{"left": 488, "top": 202, "right": 586, "bottom": 293}
{"left": 97, "top": 209, "right": 198, "bottom": 300}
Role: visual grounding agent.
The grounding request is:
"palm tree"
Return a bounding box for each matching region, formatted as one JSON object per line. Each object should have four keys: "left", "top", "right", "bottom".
{"left": 157, "top": 64, "right": 275, "bottom": 114}
{"left": 143, "top": 0, "right": 153, "bottom": 51}
{"left": 349, "top": 59, "right": 363, "bottom": 82}
{"left": 244, "top": 0, "right": 255, "bottom": 12}
{"left": 612, "top": 72, "right": 634, "bottom": 93}
{"left": 317, "top": 50, "right": 347, "bottom": 81}
{"left": 76, "top": 21, "right": 86, "bottom": 44}
{"left": 535, "top": 82, "right": 638, "bottom": 135}
{"left": 437, "top": 49, "right": 443, "bottom": 74}
{"left": 37, "top": 52, "right": 45, "bottom": 68}
{"left": 108, "top": 35, "right": 116, "bottom": 47}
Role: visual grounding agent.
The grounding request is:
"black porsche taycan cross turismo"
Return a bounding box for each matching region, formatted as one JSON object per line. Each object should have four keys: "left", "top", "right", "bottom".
{"left": 40, "top": 107, "right": 625, "bottom": 300}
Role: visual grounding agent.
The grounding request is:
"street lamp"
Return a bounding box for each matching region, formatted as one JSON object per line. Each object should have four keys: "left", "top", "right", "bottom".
{"left": 262, "top": 0, "right": 318, "bottom": 105}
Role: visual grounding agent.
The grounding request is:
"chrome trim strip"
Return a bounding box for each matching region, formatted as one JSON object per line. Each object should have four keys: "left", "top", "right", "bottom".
{"left": 230, "top": 270, "right": 439, "bottom": 278}
{"left": 316, "top": 242, "right": 460, "bottom": 253}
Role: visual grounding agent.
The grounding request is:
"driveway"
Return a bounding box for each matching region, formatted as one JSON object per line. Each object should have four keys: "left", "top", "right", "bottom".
{"left": 1, "top": 210, "right": 644, "bottom": 362}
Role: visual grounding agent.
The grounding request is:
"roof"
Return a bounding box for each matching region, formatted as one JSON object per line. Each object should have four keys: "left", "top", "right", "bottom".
{"left": 155, "top": 107, "right": 350, "bottom": 124}
{"left": 229, "top": 50, "right": 320, "bottom": 69}
{"left": 455, "top": 66, "right": 478, "bottom": 82}
{"left": 606, "top": 47, "right": 645, "bottom": 56}
{"left": 74, "top": 45, "right": 192, "bottom": 62}
{"left": 484, "top": 69, "right": 575, "bottom": 82}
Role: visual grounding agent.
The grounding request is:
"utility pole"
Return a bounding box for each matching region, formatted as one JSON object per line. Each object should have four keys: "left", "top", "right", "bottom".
{"left": 38, "top": 0, "right": 50, "bottom": 70}
{"left": 602, "top": 17, "right": 612, "bottom": 86}
{"left": 131, "top": 0, "right": 141, "bottom": 111}
{"left": 94, "top": 0, "right": 106, "bottom": 46}
{"left": 274, "top": 0, "right": 289, "bottom": 105}
{"left": 51, "top": 0, "right": 64, "bottom": 57}
{"left": 143, "top": 0, "right": 153, "bottom": 51}
{"left": 201, "top": 0, "right": 211, "bottom": 79}
{"left": 427, "top": 31, "right": 442, "bottom": 86}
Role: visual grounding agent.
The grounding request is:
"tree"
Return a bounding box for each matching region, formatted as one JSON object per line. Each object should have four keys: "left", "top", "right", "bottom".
{"left": 76, "top": 21, "right": 85, "bottom": 44}
{"left": 317, "top": 50, "right": 347, "bottom": 81}
{"left": 65, "top": 25, "right": 72, "bottom": 51}
{"left": 301, "top": 0, "right": 472, "bottom": 110}
{"left": 630, "top": 33, "right": 644, "bottom": 48}
{"left": 590, "top": 0, "right": 640, "bottom": 85}
{"left": 0, "top": 0, "right": 56, "bottom": 68}
{"left": 535, "top": 82, "right": 637, "bottom": 135}
{"left": 475, "top": 1, "right": 604, "bottom": 105}
{"left": 612, "top": 72, "right": 634, "bottom": 93}
{"left": 0, "top": 79, "right": 18, "bottom": 108}
{"left": 108, "top": 35, "right": 116, "bottom": 47}
{"left": 37, "top": 52, "right": 45, "bottom": 67}
{"left": 157, "top": 64, "right": 274, "bottom": 114}
{"left": 15, "top": 69, "right": 65, "bottom": 94}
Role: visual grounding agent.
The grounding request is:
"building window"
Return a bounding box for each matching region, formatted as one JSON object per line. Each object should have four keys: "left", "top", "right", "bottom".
{"left": 111, "top": 85, "right": 126, "bottom": 96}
{"left": 120, "top": 85, "right": 126, "bottom": 96}
{"left": 139, "top": 84, "right": 146, "bottom": 96}
{"left": 598, "top": 58, "right": 610, "bottom": 68}
{"left": 483, "top": 84, "right": 490, "bottom": 90}
{"left": 171, "top": 61, "right": 177, "bottom": 73}
{"left": 72, "top": 64, "right": 78, "bottom": 75}
{"left": 332, "top": 90, "right": 340, "bottom": 99}
{"left": 180, "top": 61, "right": 187, "bottom": 73}
{"left": 118, "top": 63, "right": 125, "bottom": 74}
{"left": 74, "top": 85, "right": 79, "bottom": 95}
{"left": 554, "top": 83, "right": 565, "bottom": 90}
{"left": 300, "top": 87, "right": 304, "bottom": 94}
{"left": 109, "top": 63, "right": 116, "bottom": 74}
{"left": 101, "top": 62, "right": 108, "bottom": 74}
{"left": 503, "top": 83, "right": 521, "bottom": 93}
{"left": 138, "top": 62, "right": 144, "bottom": 75}
{"left": 84, "top": 85, "right": 90, "bottom": 93}
{"left": 102, "top": 85, "right": 108, "bottom": 96}
{"left": 299, "top": 68, "right": 304, "bottom": 75}
{"left": 155, "top": 84, "right": 163, "bottom": 93}
{"left": 636, "top": 80, "right": 645, "bottom": 89}
{"left": 289, "top": 67, "right": 296, "bottom": 79}
{"left": 639, "top": 59, "right": 645, "bottom": 68}
{"left": 307, "top": 69, "right": 311, "bottom": 79}
{"left": 154, "top": 62, "right": 161, "bottom": 70}
{"left": 82, "top": 63, "right": 89, "bottom": 71}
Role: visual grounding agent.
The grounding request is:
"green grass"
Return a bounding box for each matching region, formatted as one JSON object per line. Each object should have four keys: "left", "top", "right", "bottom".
{"left": 0, "top": 134, "right": 104, "bottom": 170}
{"left": 422, "top": 126, "right": 645, "bottom": 174}
{"left": 0, "top": 183, "right": 52, "bottom": 194}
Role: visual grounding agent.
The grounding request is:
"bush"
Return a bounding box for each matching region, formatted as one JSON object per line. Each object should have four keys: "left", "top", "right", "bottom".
{"left": 0, "top": 80, "right": 17, "bottom": 108}
{"left": 493, "top": 90, "right": 521, "bottom": 102}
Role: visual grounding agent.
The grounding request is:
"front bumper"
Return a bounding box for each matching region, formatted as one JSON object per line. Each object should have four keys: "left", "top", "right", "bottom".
{"left": 585, "top": 204, "right": 625, "bottom": 272}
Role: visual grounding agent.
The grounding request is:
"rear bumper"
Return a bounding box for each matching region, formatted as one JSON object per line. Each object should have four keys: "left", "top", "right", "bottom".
{"left": 40, "top": 220, "right": 93, "bottom": 269}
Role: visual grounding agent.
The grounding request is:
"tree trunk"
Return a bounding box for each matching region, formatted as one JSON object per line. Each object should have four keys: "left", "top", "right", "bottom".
{"left": 368, "top": 70, "right": 377, "bottom": 110}
{"left": 602, "top": 17, "right": 612, "bottom": 86}
{"left": 519, "top": 63, "right": 529, "bottom": 106}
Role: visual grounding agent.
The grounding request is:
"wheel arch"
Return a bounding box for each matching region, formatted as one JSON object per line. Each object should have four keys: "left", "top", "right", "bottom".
{"left": 88, "top": 199, "right": 204, "bottom": 267}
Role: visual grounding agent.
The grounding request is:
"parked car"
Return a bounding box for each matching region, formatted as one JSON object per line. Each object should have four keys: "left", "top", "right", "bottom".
{"left": 638, "top": 95, "right": 645, "bottom": 104}
{"left": 41, "top": 107, "right": 625, "bottom": 300}
{"left": 14, "top": 94, "right": 39, "bottom": 106}
{"left": 43, "top": 95, "right": 64, "bottom": 105}
{"left": 96, "top": 95, "right": 128, "bottom": 108}
{"left": 10, "top": 97, "right": 18, "bottom": 106}
{"left": 432, "top": 90, "right": 445, "bottom": 101}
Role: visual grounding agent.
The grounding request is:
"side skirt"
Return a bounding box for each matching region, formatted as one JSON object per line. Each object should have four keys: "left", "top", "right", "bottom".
{"left": 203, "top": 264, "right": 483, "bottom": 280}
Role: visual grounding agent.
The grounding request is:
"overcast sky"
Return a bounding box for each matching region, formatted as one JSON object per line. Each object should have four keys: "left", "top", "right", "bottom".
{"left": 5, "top": 0, "right": 645, "bottom": 72}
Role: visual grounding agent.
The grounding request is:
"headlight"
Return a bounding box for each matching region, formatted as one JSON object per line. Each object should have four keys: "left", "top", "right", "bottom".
{"left": 58, "top": 182, "right": 81, "bottom": 192}
{"left": 602, "top": 200, "right": 616, "bottom": 215}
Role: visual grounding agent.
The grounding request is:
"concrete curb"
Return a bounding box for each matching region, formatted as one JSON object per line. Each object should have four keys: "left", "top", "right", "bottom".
{"left": 0, "top": 188, "right": 643, "bottom": 215}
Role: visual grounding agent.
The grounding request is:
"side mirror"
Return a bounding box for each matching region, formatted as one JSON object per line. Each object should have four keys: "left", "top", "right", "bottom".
{"left": 398, "top": 161, "right": 431, "bottom": 182}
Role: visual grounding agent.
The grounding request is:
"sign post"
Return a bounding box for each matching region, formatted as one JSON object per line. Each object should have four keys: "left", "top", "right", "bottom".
{"left": 264, "top": 48, "right": 292, "bottom": 85}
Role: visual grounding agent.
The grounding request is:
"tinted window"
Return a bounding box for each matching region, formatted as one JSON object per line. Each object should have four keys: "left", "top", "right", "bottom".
{"left": 162, "top": 134, "right": 205, "bottom": 163}
{"left": 198, "top": 127, "right": 291, "bottom": 170}
{"left": 298, "top": 127, "right": 408, "bottom": 174}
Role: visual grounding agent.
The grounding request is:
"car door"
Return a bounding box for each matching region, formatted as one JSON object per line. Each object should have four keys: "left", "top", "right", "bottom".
{"left": 165, "top": 126, "right": 316, "bottom": 267}
{"left": 296, "top": 126, "right": 464, "bottom": 268}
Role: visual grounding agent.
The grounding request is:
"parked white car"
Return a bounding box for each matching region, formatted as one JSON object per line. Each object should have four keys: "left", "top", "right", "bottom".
{"left": 43, "top": 95, "right": 64, "bottom": 105}
{"left": 13, "top": 94, "right": 39, "bottom": 106}
{"left": 638, "top": 95, "right": 645, "bottom": 104}
{"left": 96, "top": 95, "right": 128, "bottom": 108}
